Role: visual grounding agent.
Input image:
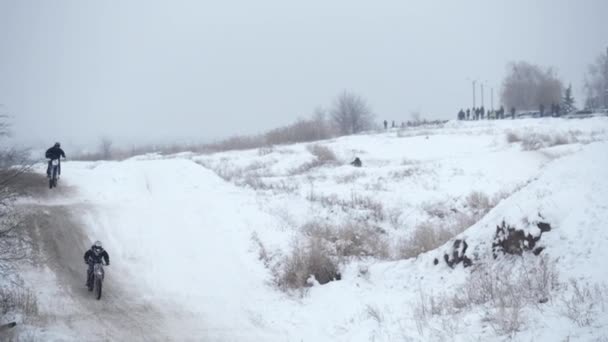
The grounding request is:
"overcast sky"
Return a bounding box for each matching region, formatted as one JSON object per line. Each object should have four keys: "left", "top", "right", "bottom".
{"left": 1, "top": 0, "right": 606, "bottom": 149}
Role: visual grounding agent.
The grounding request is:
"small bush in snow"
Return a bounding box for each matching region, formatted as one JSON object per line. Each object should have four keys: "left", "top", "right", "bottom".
{"left": 397, "top": 223, "right": 453, "bottom": 259}
{"left": 277, "top": 237, "right": 340, "bottom": 290}
{"left": 334, "top": 171, "right": 365, "bottom": 184}
{"left": 302, "top": 221, "right": 389, "bottom": 259}
{"left": 257, "top": 146, "right": 275, "bottom": 156}
{"left": 275, "top": 220, "right": 390, "bottom": 291}
{"left": 560, "top": 279, "right": 607, "bottom": 327}
{"left": 416, "top": 256, "right": 559, "bottom": 336}
{"left": 307, "top": 144, "right": 337, "bottom": 163}
{"left": 289, "top": 145, "right": 337, "bottom": 174}
{"left": 365, "top": 304, "right": 384, "bottom": 324}
{"left": 518, "top": 132, "right": 578, "bottom": 151}
{"left": 465, "top": 191, "right": 492, "bottom": 216}
{"left": 0, "top": 286, "right": 38, "bottom": 317}
{"left": 389, "top": 167, "right": 419, "bottom": 179}
{"left": 312, "top": 193, "right": 385, "bottom": 222}
{"left": 506, "top": 131, "right": 522, "bottom": 143}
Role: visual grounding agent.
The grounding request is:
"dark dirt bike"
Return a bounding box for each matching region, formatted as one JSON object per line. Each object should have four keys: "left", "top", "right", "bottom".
{"left": 87, "top": 262, "right": 107, "bottom": 300}
{"left": 49, "top": 159, "right": 60, "bottom": 189}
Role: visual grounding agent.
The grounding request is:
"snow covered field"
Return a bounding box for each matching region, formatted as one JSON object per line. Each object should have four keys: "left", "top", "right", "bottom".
{"left": 8, "top": 117, "right": 608, "bottom": 341}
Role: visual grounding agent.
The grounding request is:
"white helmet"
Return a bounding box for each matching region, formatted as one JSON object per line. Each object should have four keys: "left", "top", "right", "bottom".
{"left": 93, "top": 240, "right": 102, "bottom": 248}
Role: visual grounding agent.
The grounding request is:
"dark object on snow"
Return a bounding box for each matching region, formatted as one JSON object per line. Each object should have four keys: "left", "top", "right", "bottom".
{"left": 0, "top": 322, "right": 16, "bottom": 333}
{"left": 443, "top": 239, "right": 472, "bottom": 268}
{"left": 537, "top": 221, "right": 551, "bottom": 233}
{"left": 491, "top": 220, "right": 551, "bottom": 258}
{"left": 433, "top": 258, "right": 439, "bottom": 265}
{"left": 350, "top": 157, "right": 362, "bottom": 167}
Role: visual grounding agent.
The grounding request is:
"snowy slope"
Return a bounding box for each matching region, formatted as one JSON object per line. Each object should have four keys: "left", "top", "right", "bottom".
{"left": 13, "top": 117, "right": 608, "bottom": 341}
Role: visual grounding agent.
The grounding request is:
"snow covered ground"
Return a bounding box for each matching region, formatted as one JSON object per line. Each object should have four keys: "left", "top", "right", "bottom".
{"left": 7, "top": 117, "right": 608, "bottom": 341}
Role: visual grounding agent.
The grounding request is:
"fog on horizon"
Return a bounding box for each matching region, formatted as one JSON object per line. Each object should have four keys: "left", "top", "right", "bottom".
{"left": 1, "top": 0, "right": 606, "bottom": 150}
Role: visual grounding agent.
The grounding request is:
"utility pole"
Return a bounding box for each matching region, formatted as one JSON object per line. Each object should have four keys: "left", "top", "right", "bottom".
{"left": 491, "top": 87, "right": 494, "bottom": 111}
{"left": 481, "top": 83, "right": 485, "bottom": 107}
{"left": 472, "top": 80, "right": 476, "bottom": 108}
{"left": 605, "top": 46, "right": 608, "bottom": 108}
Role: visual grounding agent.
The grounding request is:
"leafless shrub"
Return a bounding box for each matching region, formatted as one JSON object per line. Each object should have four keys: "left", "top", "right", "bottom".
{"left": 463, "top": 256, "right": 558, "bottom": 308}
{"left": 290, "top": 145, "right": 338, "bottom": 175}
{"left": 363, "top": 178, "right": 388, "bottom": 192}
{"left": 197, "top": 159, "right": 243, "bottom": 182}
{"left": 397, "top": 223, "right": 453, "bottom": 259}
{"left": 257, "top": 146, "right": 275, "bottom": 156}
{"left": 349, "top": 193, "right": 385, "bottom": 221}
{"left": 506, "top": 131, "right": 522, "bottom": 143}
{"left": 520, "top": 255, "right": 560, "bottom": 304}
{"left": 465, "top": 191, "right": 492, "bottom": 216}
{"left": 414, "top": 257, "right": 559, "bottom": 337}
{"left": 265, "top": 113, "right": 334, "bottom": 145}
{"left": 389, "top": 167, "right": 418, "bottom": 179}
{"left": 1, "top": 117, "right": 33, "bottom": 273}
{"left": 334, "top": 171, "right": 365, "bottom": 184}
{"left": 251, "top": 232, "right": 275, "bottom": 268}
{"left": 401, "top": 158, "right": 418, "bottom": 165}
{"left": 302, "top": 221, "right": 389, "bottom": 259}
{"left": 520, "top": 132, "right": 579, "bottom": 151}
{"left": 308, "top": 144, "right": 337, "bottom": 163}
{"left": 387, "top": 207, "right": 402, "bottom": 229}
{"left": 485, "top": 298, "right": 525, "bottom": 336}
{"left": 0, "top": 214, "right": 29, "bottom": 271}
{"left": 0, "top": 286, "right": 38, "bottom": 317}
{"left": 310, "top": 192, "right": 385, "bottom": 222}
{"left": 277, "top": 237, "right": 340, "bottom": 291}
{"left": 365, "top": 304, "right": 384, "bottom": 324}
{"left": 207, "top": 134, "right": 267, "bottom": 152}
{"left": 421, "top": 202, "right": 451, "bottom": 219}
{"left": 398, "top": 192, "right": 501, "bottom": 260}
{"left": 274, "top": 220, "right": 389, "bottom": 291}
{"left": 561, "top": 279, "right": 607, "bottom": 327}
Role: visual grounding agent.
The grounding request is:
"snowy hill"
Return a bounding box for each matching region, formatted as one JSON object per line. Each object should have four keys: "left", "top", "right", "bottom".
{"left": 6, "top": 117, "right": 608, "bottom": 341}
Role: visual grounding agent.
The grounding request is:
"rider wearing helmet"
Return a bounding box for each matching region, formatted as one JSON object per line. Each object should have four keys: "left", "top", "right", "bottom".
{"left": 83, "top": 241, "right": 110, "bottom": 291}
{"left": 45, "top": 142, "right": 66, "bottom": 178}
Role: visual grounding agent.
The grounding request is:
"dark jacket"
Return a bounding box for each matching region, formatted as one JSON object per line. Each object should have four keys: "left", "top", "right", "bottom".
{"left": 45, "top": 146, "right": 66, "bottom": 160}
{"left": 84, "top": 247, "right": 110, "bottom": 265}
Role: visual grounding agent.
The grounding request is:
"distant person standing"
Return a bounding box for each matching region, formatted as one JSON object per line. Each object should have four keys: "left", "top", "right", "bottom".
{"left": 511, "top": 107, "right": 516, "bottom": 119}
{"left": 383, "top": 120, "right": 388, "bottom": 130}
{"left": 466, "top": 108, "right": 470, "bottom": 120}
{"left": 45, "top": 142, "right": 66, "bottom": 178}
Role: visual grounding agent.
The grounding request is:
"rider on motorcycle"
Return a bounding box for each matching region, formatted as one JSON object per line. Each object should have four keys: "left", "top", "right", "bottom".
{"left": 84, "top": 241, "right": 110, "bottom": 291}
{"left": 45, "top": 142, "right": 66, "bottom": 178}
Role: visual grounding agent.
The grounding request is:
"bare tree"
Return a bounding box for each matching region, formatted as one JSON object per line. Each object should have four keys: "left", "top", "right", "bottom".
{"left": 500, "top": 61, "right": 564, "bottom": 111}
{"left": 0, "top": 113, "right": 10, "bottom": 138}
{"left": 0, "top": 115, "right": 31, "bottom": 269}
{"left": 330, "top": 90, "right": 374, "bottom": 135}
{"left": 583, "top": 48, "right": 608, "bottom": 109}
{"left": 99, "top": 137, "right": 113, "bottom": 160}
{"left": 410, "top": 111, "right": 422, "bottom": 123}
